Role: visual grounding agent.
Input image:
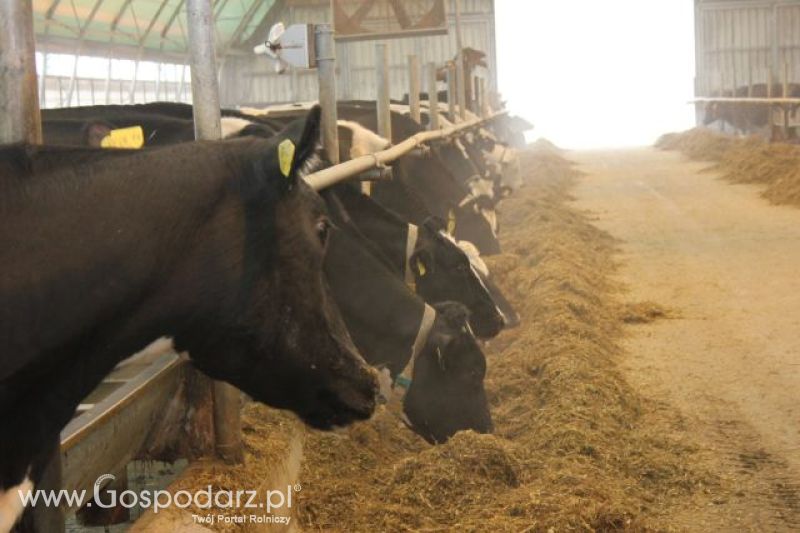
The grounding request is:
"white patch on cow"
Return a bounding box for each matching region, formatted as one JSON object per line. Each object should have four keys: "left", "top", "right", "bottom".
{"left": 296, "top": 143, "right": 325, "bottom": 179}
{"left": 480, "top": 207, "right": 499, "bottom": 235}
{"left": 221, "top": 117, "right": 254, "bottom": 138}
{"left": 453, "top": 139, "right": 470, "bottom": 160}
{"left": 389, "top": 104, "right": 411, "bottom": 115}
{"left": 0, "top": 475, "right": 33, "bottom": 533}
{"left": 449, "top": 236, "right": 508, "bottom": 324}
{"left": 404, "top": 223, "right": 420, "bottom": 287}
{"left": 454, "top": 240, "right": 489, "bottom": 277}
{"left": 337, "top": 120, "right": 390, "bottom": 158}
{"left": 468, "top": 177, "right": 495, "bottom": 200}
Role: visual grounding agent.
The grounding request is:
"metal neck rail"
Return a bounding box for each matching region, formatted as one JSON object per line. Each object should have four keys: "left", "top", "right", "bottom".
{"left": 691, "top": 97, "right": 800, "bottom": 105}
{"left": 305, "top": 110, "right": 508, "bottom": 191}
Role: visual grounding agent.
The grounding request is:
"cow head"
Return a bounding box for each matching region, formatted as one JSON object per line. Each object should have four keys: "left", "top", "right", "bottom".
{"left": 181, "top": 107, "right": 378, "bottom": 430}
{"left": 410, "top": 219, "right": 505, "bottom": 338}
{"left": 401, "top": 301, "right": 493, "bottom": 444}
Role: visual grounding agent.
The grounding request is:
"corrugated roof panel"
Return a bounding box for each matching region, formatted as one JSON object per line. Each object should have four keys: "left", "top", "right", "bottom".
{"left": 32, "top": 0, "right": 278, "bottom": 57}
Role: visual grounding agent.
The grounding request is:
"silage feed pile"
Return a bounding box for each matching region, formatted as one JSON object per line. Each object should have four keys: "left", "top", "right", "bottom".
{"left": 657, "top": 128, "right": 800, "bottom": 208}
{"left": 290, "top": 145, "right": 720, "bottom": 531}
{"left": 168, "top": 143, "right": 723, "bottom": 531}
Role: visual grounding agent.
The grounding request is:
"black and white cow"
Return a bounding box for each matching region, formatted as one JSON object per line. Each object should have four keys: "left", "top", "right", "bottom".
{"left": 327, "top": 182, "right": 507, "bottom": 338}
{"left": 322, "top": 217, "right": 492, "bottom": 444}
{"left": 0, "top": 108, "right": 378, "bottom": 531}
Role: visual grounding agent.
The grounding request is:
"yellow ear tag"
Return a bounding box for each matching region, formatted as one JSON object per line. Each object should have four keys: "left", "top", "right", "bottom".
{"left": 447, "top": 209, "right": 457, "bottom": 236}
{"left": 100, "top": 126, "right": 144, "bottom": 149}
{"left": 416, "top": 258, "right": 427, "bottom": 277}
{"left": 278, "top": 139, "right": 296, "bottom": 177}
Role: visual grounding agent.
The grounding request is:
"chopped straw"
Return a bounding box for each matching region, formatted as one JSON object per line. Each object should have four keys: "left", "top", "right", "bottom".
{"left": 656, "top": 128, "right": 800, "bottom": 208}
{"left": 168, "top": 141, "right": 729, "bottom": 532}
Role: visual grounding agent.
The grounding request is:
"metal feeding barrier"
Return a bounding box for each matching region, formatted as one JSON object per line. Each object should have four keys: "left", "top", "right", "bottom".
{"left": 1, "top": 0, "right": 503, "bottom": 530}
{"left": 305, "top": 110, "right": 508, "bottom": 191}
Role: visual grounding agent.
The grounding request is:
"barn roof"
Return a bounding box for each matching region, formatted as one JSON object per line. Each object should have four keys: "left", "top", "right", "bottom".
{"left": 32, "top": 0, "right": 281, "bottom": 61}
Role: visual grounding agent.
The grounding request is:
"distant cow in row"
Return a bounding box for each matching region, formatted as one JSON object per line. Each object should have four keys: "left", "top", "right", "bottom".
{"left": 703, "top": 83, "right": 800, "bottom": 139}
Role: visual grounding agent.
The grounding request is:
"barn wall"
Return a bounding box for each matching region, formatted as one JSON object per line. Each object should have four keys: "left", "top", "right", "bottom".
{"left": 219, "top": 0, "right": 497, "bottom": 107}
{"left": 695, "top": 0, "right": 800, "bottom": 96}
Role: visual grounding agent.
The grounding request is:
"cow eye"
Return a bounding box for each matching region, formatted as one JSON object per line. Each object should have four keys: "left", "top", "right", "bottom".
{"left": 316, "top": 218, "right": 331, "bottom": 247}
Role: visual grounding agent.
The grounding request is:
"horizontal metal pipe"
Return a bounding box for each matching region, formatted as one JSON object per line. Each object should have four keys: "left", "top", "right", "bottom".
{"left": 691, "top": 97, "right": 800, "bottom": 104}
{"left": 305, "top": 111, "right": 507, "bottom": 191}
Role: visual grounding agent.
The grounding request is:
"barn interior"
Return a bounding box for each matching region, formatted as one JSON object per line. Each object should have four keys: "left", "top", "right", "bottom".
{"left": 2, "top": 1, "right": 800, "bottom": 532}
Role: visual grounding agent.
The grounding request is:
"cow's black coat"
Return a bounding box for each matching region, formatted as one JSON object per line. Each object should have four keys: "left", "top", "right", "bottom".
{"left": 0, "top": 109, "right": 377, "bottom": 515}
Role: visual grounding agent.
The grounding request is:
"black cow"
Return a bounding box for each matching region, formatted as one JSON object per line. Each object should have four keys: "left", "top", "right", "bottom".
{"left": 322, "top": 218, "right": 492, "bottom": 444}
{"left": 0, "top": 108, "right": 378, "bottom": 531}
{"left": 42, "top": 112, "right": 278, "bottom": 148}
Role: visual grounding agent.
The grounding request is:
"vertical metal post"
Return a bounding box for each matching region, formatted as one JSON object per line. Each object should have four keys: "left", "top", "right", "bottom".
{"left": 479, "top": 77, "right": 487, "bottom": 117}
{"left": 408, "top": 55, "right": 421, "bottom": 124}
{"left": 454, "top": 0, "right": 467, "bottom": 119}
{"left": 771, "top": 3, "right": 780, "bottom": 92}
{"left": 768, "top": 72, "right": 773, "bottom": 98}
{"left": 472, "top": 75, "right": 479, "bottom": 113}
{"left": 39, "top": 50, "right": 49, "bottom": 107}
{"left": 447, "top": 62, "right": 457, "bottom": 121}
{"left": 0, "top": 0, "right": 42, "bottom": 144}
{"left": 186, "top": 0, "right": 242, "bottom": 463}
{"left": 782, "top": 61, "right": 790, "bottom": 139}
{"left": 129, "top": 59, "right": 141, "bottom": 104}
{"left": 186, "top": 0, "right": 222, "bottom": 140}
{"left": 155, "top": 63, "right": 162, "bottom": 100}
{"left": 316, "top": 24, "right": 340, "bottom": 165}
{"left": 427, "top": 62, "right": 440, "bottom": 130}
{"left": 104, "top": 56, "right": 113, "bottom": 104}
{"left": 177, "top": 62, "right": 188, "bottom": 102}
{"left": 783, "top": 61, "right": 789, "bottom": 98}
{"left": 376, "top": 42, "right": 392, "bottom": 141}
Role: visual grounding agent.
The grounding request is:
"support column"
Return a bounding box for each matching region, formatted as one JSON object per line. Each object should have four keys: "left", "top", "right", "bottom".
{"left": 408, "top": 54, "right": 421, "bottom": 124}
{"left": 376, "top": 42, "right": 392, "bottom": 141}
{"left": 0, "top": 0, "right": 42, "bottom": 144}
{"left": 427, "top": 62, "right": 440, "bottom": 130}
{"left": 316, "top": 24, "right": 340, "bottom": 164}
{"left": 186, "top": 0, "right": 242, "bottom": 463}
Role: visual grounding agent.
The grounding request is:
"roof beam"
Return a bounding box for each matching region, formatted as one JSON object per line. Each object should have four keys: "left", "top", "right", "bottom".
{"left": 111, "top": 0, "right": 134, "bottom": 31}
{"left": 139, "top": 0, "right": 172, "bottom": 47}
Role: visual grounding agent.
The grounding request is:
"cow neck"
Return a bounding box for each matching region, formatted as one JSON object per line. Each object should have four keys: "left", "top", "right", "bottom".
{"left": 329, "top": 185, "right": 408, "bottom": 276}
{"left": 393, "top": 302, "right": 437, "bottom": 394}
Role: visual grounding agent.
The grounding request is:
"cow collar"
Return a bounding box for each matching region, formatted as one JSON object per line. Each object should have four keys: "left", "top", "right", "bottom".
{"left": 394, "top": 303, "right": 437, "bottom": 393}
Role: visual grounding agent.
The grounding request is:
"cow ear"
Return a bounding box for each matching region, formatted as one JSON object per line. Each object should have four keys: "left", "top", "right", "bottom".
{"left": 271, "top": 105, "right": 324, "bottom": 186}
{"left": 422, "top": 216, "right": 446, "bottom": 233}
